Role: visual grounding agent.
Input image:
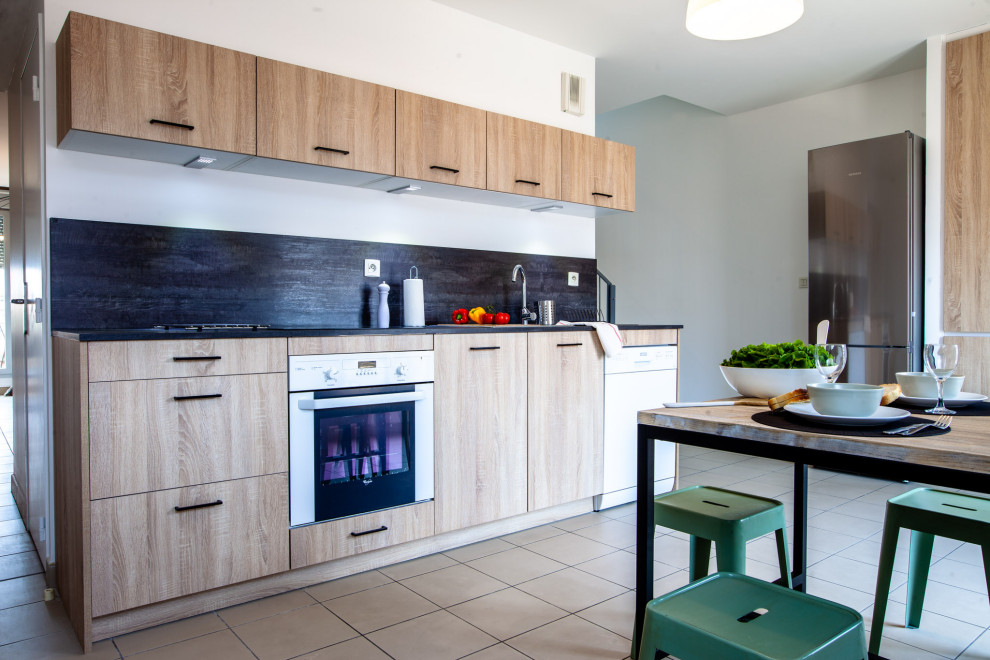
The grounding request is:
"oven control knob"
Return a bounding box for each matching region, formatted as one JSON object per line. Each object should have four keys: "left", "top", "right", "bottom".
{"left": 396, "top": 364, "right": 408, "bottom": 377}
{"left": 323, "top": 368, "right": 339, "bottom": 384}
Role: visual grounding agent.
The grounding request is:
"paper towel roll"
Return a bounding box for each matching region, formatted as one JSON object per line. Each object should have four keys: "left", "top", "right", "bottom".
{"left": 403, "top": 278, "right": 425, "bottom": 327}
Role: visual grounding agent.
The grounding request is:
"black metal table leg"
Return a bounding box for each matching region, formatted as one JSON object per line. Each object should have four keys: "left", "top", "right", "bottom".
{"left": 633, "top": 424, "right": 656, "bottom": 659}
{"left": 792, "top": 462, "right": 808, "bottom": 592}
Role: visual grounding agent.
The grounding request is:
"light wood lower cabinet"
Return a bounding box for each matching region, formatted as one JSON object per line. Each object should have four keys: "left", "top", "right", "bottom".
{"left": 289, "top": 501, "right": 435, "bottom": 568}
{"left": 87, "top": 337, "right": 287, "bottom": 381}
{"left": 527, "top": 332, "right": 604, "bottom": 511}
{"left": 91, "top": 474, "right": 289, "bottom": 616}
{"left": 89, "top": 373, "right": 288, "bottom": 499}
{"left": 433, "top": 334, "right": 528, "bottom": 533}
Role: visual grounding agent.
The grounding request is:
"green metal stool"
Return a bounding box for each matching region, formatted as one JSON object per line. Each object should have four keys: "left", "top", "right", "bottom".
{"left": 638, "top": 572, "right": 867, "bottom": 659}
{"left": 869, "top": 487, "right": 990, "bottom": 657}
{"left": 654, "top": 485, "right": 792, "bottom": 586}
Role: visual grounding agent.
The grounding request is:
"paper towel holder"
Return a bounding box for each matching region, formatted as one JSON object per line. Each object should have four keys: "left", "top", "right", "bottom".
{"left": 403, "top": 266, "right": 426, "bottom": 328}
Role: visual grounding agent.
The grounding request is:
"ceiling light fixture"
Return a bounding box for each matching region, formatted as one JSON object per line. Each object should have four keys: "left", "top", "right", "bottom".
{"left": 686, "top": 0, "right": 804, "bottom": 40}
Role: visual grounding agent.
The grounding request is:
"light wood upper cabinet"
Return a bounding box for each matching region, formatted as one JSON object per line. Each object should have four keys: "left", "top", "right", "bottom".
{"left": 396, "top": 91, "right": 487, "bottom": 188}
{"left": 527, "top": 332, "right": 604, "bottom": 511}
{"left": 944, "top": 31, "right": 990, "bottom": 332}
{"left": 487, "top": 113, "right": 561, "bottom": 199}
{"left": 434, "top": 334, "right": 528, "bottom": 533}
{"left": 56, "top": 12, "right": 256, "bottom": 154}
{"left": 257, "top": 58, "right": 395, "bottom": 175}
{"left": 561, "top": 131, "right": 635, "bottom": 212}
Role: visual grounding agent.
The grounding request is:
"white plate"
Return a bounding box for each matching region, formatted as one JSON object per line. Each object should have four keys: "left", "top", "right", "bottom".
{"left": 896, "top": 392, "right": 988, "bottom": 408}
{"left": 783, "top": 402, "right": 911, "bottom": 427}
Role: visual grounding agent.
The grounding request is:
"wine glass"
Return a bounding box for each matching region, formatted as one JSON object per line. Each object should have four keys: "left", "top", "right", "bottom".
{"left": 924, "top": 343, "right": 959, "bottom": 415}
{"left": 815, "top": 344, "right": 847, "bottom": 384}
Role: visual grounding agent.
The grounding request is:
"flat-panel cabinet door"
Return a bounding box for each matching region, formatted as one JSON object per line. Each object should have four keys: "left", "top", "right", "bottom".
{"left": 945, "top": 31, "right": 990, "bottom": 332}
{"left": 434, "top": 334, "right": 528, "bottom": 533}
{"left": 89, "top": 373, "right": 288, "bottom": 499}
{"left": 90, "top": 474, "right": 289, "bottom": 616}
{"left": 57, "top": 12, "right": 256, "bottom": 154}
{"left": 487, "top": 113, "right": 561, "bottom": 199}
{"left": 257, "top": 58, "right": 395, "bottom": 175}
{"left": 561, "top": 131, "right": 636, "bottom": 211}
{"left": 527, "top": 332, "right": 604, "bottom": 511}
{"left": 396, "top": 91, "right": 486, "bottom": 188}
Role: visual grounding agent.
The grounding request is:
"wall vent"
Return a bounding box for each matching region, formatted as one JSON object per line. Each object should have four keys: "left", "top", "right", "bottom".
{"left": 561, "top": 72, "right": 585, "bottom": 116}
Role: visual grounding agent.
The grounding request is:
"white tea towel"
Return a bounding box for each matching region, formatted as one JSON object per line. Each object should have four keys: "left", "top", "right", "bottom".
{"left": 556, "top": 320, "right": 623, "bottom": 358}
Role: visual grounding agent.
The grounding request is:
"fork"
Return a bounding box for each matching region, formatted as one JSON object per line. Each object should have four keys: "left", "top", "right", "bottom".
{"left": 883, "top": 414, "right": 952, "bottom": 436}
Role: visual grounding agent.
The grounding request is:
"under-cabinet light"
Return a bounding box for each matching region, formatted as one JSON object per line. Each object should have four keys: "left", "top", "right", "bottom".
{"left": 184, "top": 156, "right": 217, "bottom": 169}
{"left": 530, "top": 204, "right": 564, "bottom": 213}
{"left": 387, "top": 185, "right": 422, "bottom": 194}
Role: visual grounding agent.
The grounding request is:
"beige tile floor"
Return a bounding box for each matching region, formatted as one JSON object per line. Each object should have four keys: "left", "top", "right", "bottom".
{"left": 1, "top": 397, "right": 989, "bottom": 658}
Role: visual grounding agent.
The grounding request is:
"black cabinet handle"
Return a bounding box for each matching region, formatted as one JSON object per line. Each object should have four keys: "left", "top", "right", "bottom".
{"left": 172, "top": 355, "right": 222, "bottom": 362}
{"left": 314, "top": 146, "right": 350, "bottom": 155}
{"left": 350, "top": 525, "right": 388, "bottom": 537}
{"left": 10, "top": 299, "right": 25, "bottom": 304}
{"left": 150, "top": 119, "right": 195, "bottom": 131}
{"left": 174, "top": 499, "right": 223, "bottom": 512}
{"left": 592, "top": 192, "right": 613, "bottom": 198}
{"left": 430, "top": 165, "right": 460, "bottom": 174}
{"left": 173, "top": 393, "right": 223, "bottom": 401}
{"left": 557, "top": 342, "right": 583, "bottom": 347}
{"left": 515, "top": 179, "right": 541, "bottom": 186}
{"left": 470, "top": 346, "right": 501, "bottom": 351}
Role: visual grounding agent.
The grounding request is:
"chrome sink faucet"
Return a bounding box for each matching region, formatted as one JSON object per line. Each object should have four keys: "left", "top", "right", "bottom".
{"left": 512, "top": 264, "right": 537, "bottom": 324}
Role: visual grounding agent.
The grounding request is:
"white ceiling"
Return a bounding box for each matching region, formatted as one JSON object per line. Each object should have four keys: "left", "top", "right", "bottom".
{"left": 433, "top": 0, "right": 990, "bottom": 116}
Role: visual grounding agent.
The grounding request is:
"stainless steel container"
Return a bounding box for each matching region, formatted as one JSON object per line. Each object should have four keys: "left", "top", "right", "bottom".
{"left": 537, "top": 300, "right": 556, "bottom": 325}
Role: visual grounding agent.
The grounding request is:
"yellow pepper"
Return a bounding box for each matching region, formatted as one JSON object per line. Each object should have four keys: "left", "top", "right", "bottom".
{"left": 468, "top": 306, "right": 486, "bottom": 324}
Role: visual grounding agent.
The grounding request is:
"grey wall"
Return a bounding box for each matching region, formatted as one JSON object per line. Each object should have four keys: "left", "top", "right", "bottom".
{"left": 597, "top": 68, "right": 926, "bottom": 401}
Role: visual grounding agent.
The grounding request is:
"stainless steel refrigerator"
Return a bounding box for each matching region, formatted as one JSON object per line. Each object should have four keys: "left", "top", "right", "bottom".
{"left": 808, "top": 131, "right": 924, "bottom": 384}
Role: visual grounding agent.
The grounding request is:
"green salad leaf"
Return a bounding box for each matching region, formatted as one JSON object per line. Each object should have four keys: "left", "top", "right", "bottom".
{"left": 721, "top": 340, "right": 831, "bottom": 369}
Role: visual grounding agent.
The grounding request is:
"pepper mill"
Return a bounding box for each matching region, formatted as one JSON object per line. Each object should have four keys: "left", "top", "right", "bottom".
{"left": 377, "top": 281, "right": 390, "bottom": 329}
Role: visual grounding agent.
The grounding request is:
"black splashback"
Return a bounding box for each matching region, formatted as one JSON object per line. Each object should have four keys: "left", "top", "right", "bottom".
{"left": 50, "top": 218, "right": 598, "bottom": 330}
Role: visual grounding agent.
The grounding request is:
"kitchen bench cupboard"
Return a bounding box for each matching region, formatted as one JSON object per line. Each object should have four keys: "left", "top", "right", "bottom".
{"left": 53, "top": 336, "right": 289, "bottom": 649}
{"left": 52, "top": 327, "right": 677, "bottom": 650}
{"left": 55, "top": 11, "right": 634, "bottom": 216}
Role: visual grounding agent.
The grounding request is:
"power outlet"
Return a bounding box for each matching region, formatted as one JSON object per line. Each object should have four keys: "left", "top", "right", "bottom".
{"left": 798, "top": 276, "right": 809, "bottom": 289}
{"left": 365, "top": 259, "right": 381, "bottom": 277}
{"left": 568, "top": 272, "right": 579, "bottom": 287}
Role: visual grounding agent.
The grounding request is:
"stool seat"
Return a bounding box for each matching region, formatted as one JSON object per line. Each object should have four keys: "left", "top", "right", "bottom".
{"left": 870, "top": 488, "right": 990, "bottom": 656}
{"left": 654, "top": 485, "right": 791, "bottom": 586}
{"left": 638, "top": 572, "right": 867, "bottom": 660}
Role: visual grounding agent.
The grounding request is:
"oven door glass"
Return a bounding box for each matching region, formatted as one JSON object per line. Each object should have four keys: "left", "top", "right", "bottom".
{"left": 313, "top": 386, "right": 415, "bottom": 521}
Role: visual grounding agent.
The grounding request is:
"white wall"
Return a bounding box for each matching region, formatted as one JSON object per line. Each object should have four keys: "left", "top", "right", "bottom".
{"left": 41, "top": 0, "right": 598, "bottom": 257}
{"left": 597, "top": 68, "right": 926, "bottom": 401}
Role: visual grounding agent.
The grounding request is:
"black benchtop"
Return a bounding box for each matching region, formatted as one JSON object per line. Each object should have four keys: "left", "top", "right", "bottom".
{"left": 53, "top": 324, "right": 683, "bottom": 342}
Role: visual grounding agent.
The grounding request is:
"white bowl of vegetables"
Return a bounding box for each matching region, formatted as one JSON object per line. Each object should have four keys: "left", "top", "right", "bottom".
{"left": 720, "top": 341, "right": 826, "bottom": 399}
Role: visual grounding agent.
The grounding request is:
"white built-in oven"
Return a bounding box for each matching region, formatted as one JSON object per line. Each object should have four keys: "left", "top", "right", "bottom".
{"left": 288, "top": 351, "right": 434, "bottom": 527}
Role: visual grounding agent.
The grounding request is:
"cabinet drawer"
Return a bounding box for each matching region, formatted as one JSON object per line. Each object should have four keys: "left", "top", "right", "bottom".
{"left": 91, "top": 474, "right": 289, "bottom": 616}
{"left": 290, "top": 501, "right": 435, "bottom": 568}
{"left": 289, "top": 335, "right": 432, "bottom": 355}
{"left": 89, "top": 373, "right": 287, "bottom": 499}
{"left": 621, "top": 329, "right": 678, "bottom": 346}
{"left": 88, "top": 338, "right": 287, "bottom": 382}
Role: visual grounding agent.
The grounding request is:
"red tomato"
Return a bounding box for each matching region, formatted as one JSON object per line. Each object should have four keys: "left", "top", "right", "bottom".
{"left": 483, "top": 313, "right": 494, "bottom": 324}
{"left": 494, "top": 312, "right": 510, "bottom": 325}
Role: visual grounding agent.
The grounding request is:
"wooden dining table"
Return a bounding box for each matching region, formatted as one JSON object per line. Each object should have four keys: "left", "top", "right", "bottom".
{"left": 634, "top": 402, "right": 990, "bottom": 659}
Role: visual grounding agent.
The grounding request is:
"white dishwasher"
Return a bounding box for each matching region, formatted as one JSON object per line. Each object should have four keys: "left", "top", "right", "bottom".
{"left": 595, "top": 344, "right": 678, "bottom": 511}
